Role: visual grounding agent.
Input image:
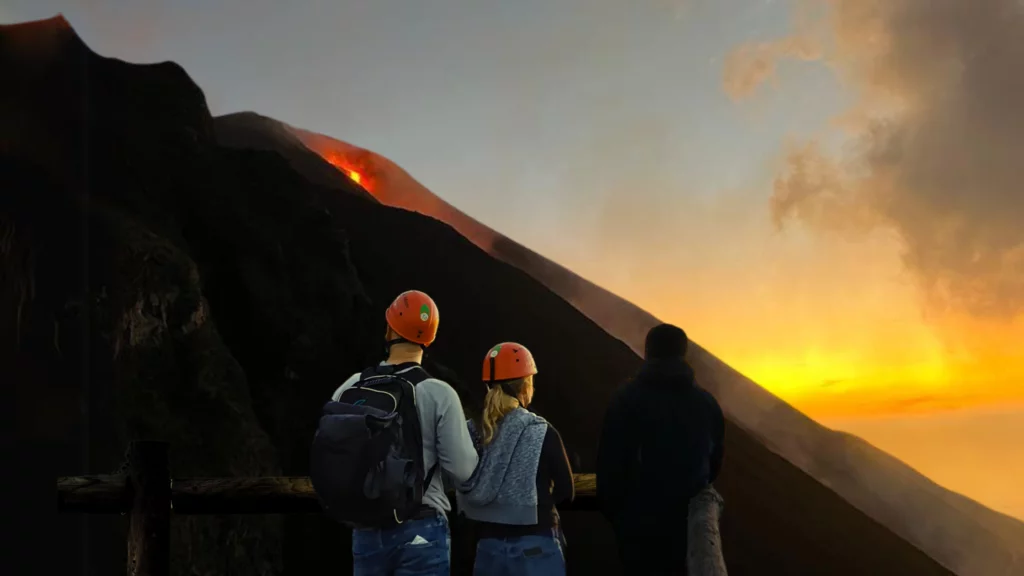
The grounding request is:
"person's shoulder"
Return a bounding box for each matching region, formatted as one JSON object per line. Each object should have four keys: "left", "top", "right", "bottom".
{"left": 530, "top": 415, "right": 560, "bottom": 447}
{"left": 604, "top": 377, "right": 642, "bottom": 414}
{"left": 694, "top": 385, "right": 723, "bottom": 413}
{"left": 543, "top": 419, "right": 564, "bottom": 440}
{"left": 414, "top": 376, "right": 460, "bottom": 402}
{"left": 331, "top": 372, "right": 362, "bottom": 400}
{"left": 416, "top": 373, "right": 455, "bottom": 391}
{"left": 525, "top": 409, "right": 549, "bottom": 426}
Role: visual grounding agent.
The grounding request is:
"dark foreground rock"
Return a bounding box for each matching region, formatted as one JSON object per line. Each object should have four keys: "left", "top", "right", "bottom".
{"left": 3, "top": 15, "right": 953, "bottom": 576}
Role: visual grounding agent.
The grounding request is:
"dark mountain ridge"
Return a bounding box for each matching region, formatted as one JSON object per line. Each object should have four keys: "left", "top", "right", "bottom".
{"left": 231, "top": 115, "right": 1024, "bottom": 576}
{"left": 4, "top": 14, "right": 953, "bottom": 576}
{"left": 276, "top": 116, "right": 1023, "bottom": 576}
{"left": 246, "top": 99, "right": 1024, "bottom": 576}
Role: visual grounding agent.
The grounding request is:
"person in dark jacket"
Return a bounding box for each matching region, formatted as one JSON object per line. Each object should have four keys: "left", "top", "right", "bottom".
{"left": 457, "top": 342, "right": 575, "bottom": 576}
{"left": 596, "top": 323, "right": 725, "bottom": 575}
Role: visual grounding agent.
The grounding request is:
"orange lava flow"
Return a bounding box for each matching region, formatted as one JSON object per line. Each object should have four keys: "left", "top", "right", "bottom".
{"left": 318, "top": 150, "right": 376, "bottom": 194}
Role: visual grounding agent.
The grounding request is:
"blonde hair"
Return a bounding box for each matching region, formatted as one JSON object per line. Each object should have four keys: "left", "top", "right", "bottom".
{"left": 480, "top": 375, "right": 532, "bottom": 445}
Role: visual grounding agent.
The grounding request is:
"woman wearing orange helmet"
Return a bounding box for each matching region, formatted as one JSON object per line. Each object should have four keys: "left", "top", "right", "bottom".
{"left": 456, "top": 343, "right": 575, "bottom": 576}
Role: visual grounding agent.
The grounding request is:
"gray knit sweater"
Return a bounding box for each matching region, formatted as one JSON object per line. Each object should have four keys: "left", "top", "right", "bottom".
{"left": 456, "top": 407, "right": 549, "bottom": 525}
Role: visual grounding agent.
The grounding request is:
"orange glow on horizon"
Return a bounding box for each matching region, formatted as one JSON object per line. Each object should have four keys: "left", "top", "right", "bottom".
{"left": 553, "top": 222, "right": 1024, "bottom": 422}
{"left": 716, "top": 308, "right": 1024, "bottom": 420}
{"left": 290, "top": 121, "right": 1024, "bottom": 525}
{"left": 302, "top": 134, "right": 1024, "bottom": 425}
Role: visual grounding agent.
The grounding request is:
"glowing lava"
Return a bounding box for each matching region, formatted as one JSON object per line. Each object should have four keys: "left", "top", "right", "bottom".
{"left": 314, "top": 148, "right": 376, "bottom": 194}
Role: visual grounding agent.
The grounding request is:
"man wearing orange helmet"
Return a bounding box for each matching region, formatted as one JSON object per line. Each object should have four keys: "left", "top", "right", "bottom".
{"left": 314, "top": 290, "right": 478, "bottom": 576}
{"left": 456, "top": 342, "right": 575, "bottom": 576}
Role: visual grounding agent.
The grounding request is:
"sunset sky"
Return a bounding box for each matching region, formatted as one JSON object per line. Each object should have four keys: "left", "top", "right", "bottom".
{"left": 6, "top": 0, "right": 1022, "bottom": 520}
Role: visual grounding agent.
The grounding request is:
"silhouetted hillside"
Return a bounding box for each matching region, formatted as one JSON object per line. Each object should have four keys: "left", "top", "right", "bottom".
{"left": 213, "top": 112, "right": 376, "bottom": 202}
{"left": 238, "top": 111, "right": 1024, "bottom": 576}
{"left": 4, "top": 15, "right": 955, "bottom": 576}
{"left": 228, "top": 112, "right": 1024, "bottom": 576}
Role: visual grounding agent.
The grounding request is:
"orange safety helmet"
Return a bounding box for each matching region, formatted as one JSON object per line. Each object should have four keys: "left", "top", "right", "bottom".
{"left": 385, "top": 290, "right": 439, "bottom": 347}
{"left": 482, "top": 342, "right": 538, "bottom": 382}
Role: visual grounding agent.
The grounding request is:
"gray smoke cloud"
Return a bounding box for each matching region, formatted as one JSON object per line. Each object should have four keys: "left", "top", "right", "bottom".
{"left": 725, "top": 0, "right": 1024, "bottom": 319}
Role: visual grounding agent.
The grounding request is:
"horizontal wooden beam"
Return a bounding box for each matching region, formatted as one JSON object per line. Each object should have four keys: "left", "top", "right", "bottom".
{"left": 58, "top": 473, "right": 599, "bottom": 514}
{"left": 58, "top": 474, "right": 132, "bottom": 513}
{"left": 173, "top": 477, "right": 322, "bottom": 514}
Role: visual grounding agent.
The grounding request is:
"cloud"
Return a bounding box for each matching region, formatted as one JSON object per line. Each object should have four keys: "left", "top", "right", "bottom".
{"left": 768, "top": 140, "right": 878, "bottom": 237}
{"left": 722, "top": 34, "right": 823, "bottom": 100}
{"left": 726, "top": 0, "right": 1024, "bottom": 320}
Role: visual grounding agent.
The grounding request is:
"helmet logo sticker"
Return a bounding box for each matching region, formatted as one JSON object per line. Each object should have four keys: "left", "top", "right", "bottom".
{"left": 419, "top": 304, "right": 430, "bottom": 322}
{"left": 489, "top": 344, "right": 502, "bottom": 358}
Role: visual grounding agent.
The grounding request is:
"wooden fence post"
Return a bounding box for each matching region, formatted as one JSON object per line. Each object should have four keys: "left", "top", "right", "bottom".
{"left": 127, "top": 441, "right": 170, "bottom": 576}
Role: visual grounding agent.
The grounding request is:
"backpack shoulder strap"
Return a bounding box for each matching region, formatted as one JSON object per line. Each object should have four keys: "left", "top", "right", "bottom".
{"left": 353, "top": 364, "right": 411, "bottom": 388}
{"left": 423, "top": 462, "right": 438, "bottom": 492}
{"left": 355, "top": 363, "right": 432, "bottom": 386}
{"left": 391, "top": 365, "right": 438, "bottom": 490}
{"left": 351, "top": 365, "right": 383, "bottom": 389}
{"left": 397, "top": 364, "right": 432, "bottom": 386}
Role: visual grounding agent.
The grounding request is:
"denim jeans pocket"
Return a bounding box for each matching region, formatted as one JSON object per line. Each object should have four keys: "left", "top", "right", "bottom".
{"left": 400, "top": 535, "right": 444, "bottom": 550}
{"left": 516, "top": 536, "right": 562, "bottom": 559}
{"left": 399, "top": 517, "right": 449, "bottom": 550}
{"left": 522, "top": 545, "right": 550, "bottom": 558}
{"left": 397, "top": 522, "right": 451, "bottom": 575}
{"left": 516, "top": 537, "right": 566, "bottom": 576}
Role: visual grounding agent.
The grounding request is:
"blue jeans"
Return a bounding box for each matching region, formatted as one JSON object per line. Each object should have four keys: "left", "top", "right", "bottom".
{"left": 473, "top": 531, "right": 566, "bottom": 576}
{"left": 351, "top": 513, "right": 451, "bottom": 575}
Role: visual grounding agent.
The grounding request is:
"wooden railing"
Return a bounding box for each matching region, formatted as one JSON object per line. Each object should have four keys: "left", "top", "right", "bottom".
{"left": 56, "top": 441, "right": 599, "bottom": 576}
{"left": 58, "top": 441, "right": 726, "bottom": 576}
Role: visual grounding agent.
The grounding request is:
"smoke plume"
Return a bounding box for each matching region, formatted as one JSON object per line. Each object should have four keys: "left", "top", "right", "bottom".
{"left": 726, "top": 0, "right": 1024, "bottom": 320}
{"left": 722, "top": 34, "right": 823, "bottom": 101}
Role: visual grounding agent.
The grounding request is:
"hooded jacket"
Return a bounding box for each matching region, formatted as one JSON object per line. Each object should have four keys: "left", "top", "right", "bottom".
{"left": 595, "top": 356, "right": 725, "bottom": 530}
{"left": 456, "top": 407, "right": 550, "bottom": 524}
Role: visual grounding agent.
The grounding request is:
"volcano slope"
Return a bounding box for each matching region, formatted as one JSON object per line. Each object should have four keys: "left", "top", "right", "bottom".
{"left": 246, "top": 109, "right": 1024, "bottom": 576}
{"left": 225, "top": 118, "right": 1024, "bottom": 576}
{"left": 4, "top": 15, "right": 953, "bottom": 576}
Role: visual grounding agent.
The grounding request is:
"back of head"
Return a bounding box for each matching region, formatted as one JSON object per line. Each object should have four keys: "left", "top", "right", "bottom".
{"left": 385, "top": 289, "right": 439, "bottom": 347}
{"left": 644, "top": 323, "right": 688, "bottom": 360}
{"left": 479, "top": 342, "right": 539, "bottom": 445}
{"left": 479, "top": 375, "right": 531, "bottom": 445}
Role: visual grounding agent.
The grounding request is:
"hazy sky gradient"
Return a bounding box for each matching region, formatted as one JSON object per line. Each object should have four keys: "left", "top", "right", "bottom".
{"left": 6, "top": 0, "right": 1022, "bottom": 520}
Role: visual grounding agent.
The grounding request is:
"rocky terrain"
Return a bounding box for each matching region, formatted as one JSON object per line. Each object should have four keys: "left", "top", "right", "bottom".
{"left": 3, "top": 15, "right": 963, "bottom": 576}
{"left": 267, "top": 95, "right": 1024, "bottom": 576}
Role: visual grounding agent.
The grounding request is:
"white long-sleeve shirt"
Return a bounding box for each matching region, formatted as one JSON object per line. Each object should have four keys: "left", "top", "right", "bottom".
{"left": 331, "top": 363, "right": 479, "bottom": 516}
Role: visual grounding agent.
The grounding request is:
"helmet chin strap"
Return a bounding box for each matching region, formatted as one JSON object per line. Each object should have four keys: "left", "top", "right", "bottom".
{"left": 384, "top": 337, "right": 425, "bottom": 358}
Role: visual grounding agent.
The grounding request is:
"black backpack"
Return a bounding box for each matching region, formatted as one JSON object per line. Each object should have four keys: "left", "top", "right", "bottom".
{"left": 310, "top": 363, "right": 438, "bottom": 529}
